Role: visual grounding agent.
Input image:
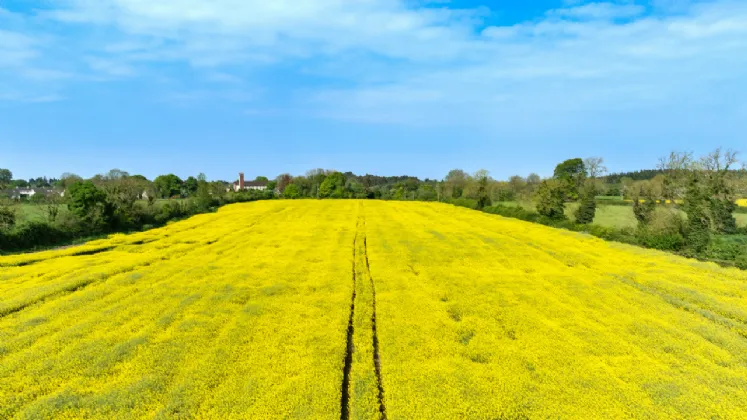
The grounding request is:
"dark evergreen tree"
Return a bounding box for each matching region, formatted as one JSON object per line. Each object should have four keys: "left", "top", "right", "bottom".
{"left": 574, "top": 182, "right": 596, "bottom": 224}
{"left": 536, "top": 180, "right": 567, "bottom": 220}
{"left": 683, "top": 176, "right": 711, "bottom": 253}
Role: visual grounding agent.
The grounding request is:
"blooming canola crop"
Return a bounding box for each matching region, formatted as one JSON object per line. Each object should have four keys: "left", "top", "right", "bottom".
{"left": 2, "top": 200, "right": 747, "bottom": 419}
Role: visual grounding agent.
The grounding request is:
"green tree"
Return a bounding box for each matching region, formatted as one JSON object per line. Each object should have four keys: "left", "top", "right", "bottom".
{"left": 184, "top": 176, "right": 199, "bottom": 196}
{"left": 0, "top": 205, "right": 15, "bottom": 231}
{"left": 283, "top": 183, "right": 301, "bottom": 199}
{"left": 474, "top": 170, "right": 492, "bottom": 210}
{"left": 0, "top": 168, "right": 12, "bottom": 189}
{"left": 254, "top": 176, "right": 269, "bottom": 183}
{"left": 306, "top": 169, "right": 329, "bottom": 198}
{"left": 574, "top": 181, "right": 597, "bottom": 224}
{"left": 195, "top": 179, "right": 214, "bottom": 211}
{"left": 319, "top": 172, "right": 345, "bottom": 198}
{"left": 266, "top": 180, "right": 277, "bottom": 193}
{"left": 683, "top": 176, "right": 711, "bottom": 253}
{"left": 574, "top": 158, "right": 605, "bottom": 224}
{"left": 535, "top": 179, "right": 567, "bottom": 220}
{"left": 632, "top": 184, "right": 656, "bottom": 225}
{"left": 68, "top": 180, "right": 111, "bottom": 229}
{"left": 153, "top": 174, "right": 184, "bottom": 198}
{"left": 417, "top": 184, "right": 438, "bottom": 201}
{"left": 10, "top": 179, "right": 29, "bottom": 188}
{"left": 346, "top": 179, "right": 366, "bottom": 198}
{"left": 554, "top": 158, "right": 587, "bottom": 200}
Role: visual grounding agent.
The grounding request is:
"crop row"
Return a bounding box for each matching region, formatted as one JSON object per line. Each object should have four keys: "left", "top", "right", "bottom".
{"left": 364, "top": 201, "right": 747, "bottom": 418}
{"left": 0, "top": 201, "right": 358, "bottom": 419}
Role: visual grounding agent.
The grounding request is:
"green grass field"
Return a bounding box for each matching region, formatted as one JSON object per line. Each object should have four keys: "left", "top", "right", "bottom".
{"left": 497, "top": 201, "right": 747, "bottom": 229}
{"left": 10, "top": 204, "right": 69, "bottom": 223}
{"left": 7, "top": 199, "right": 185, "bottom": 225}
{"left": 737, "top": 213, "right": 747, "bottom": 227}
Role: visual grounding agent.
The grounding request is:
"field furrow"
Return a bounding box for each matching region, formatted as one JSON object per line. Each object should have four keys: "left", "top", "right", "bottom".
{"left": 345, "top": 213, "right": 386, "bottom": 420}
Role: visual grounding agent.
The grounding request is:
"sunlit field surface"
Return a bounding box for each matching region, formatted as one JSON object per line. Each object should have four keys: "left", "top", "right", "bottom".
{"left": 2, "top": 200, "right": 747, "bottom": 419}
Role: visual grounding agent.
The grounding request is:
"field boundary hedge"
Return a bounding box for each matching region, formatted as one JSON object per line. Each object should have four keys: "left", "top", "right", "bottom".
{"left": 445, "top": 200, "right": 746, "bottom": 270}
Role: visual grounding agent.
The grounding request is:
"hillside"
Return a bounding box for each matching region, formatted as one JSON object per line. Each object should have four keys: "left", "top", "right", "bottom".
{"left": 2, "top": 201, "right": 747, "bottom": 418}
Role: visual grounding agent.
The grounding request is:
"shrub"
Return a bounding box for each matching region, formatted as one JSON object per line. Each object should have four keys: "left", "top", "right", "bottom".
{"left": 450, "top": 198, "right": 479, "bottom": 210}
{"left": 736, "top": 252, "right": 747, "bottom": 270}
{"left": 0, "top": 221, "right": 73, "bottom": 252}
{"left": 633, "top": 199, "right": 656, "bottom": 225}
{"left": 635, "top": 210, "right": 686, "bottom": 251}
{"left": 0, "top": 205, "right": 16, "bottom": 231}
{"left": 706, "top": 235, "right": 747, "bottom": 263}
{"left": 284, "top": 184, "right": 301, "bottom": 199}
{"left": 636, "top": 230, "right": 686, "bottom": 251}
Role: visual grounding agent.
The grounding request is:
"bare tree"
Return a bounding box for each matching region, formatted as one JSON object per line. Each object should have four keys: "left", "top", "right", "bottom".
{"left": 508, "top": 175, "right": 527, "bottom": 197}
{"left": 700, "top": 148, "right": 738, "bottom": 172}
{"left": 444, "top": 169, "right": 470, "bottom": 199}
{"left": 657, "top": 151, "right": 696, "bottom": 202}
{"left": 59, "top": 173, "right": 83, "bottom": 190}
{"left": 276, "top": 173, "right": 294, "bottom": 194}
{"left": 526, "top": 173, "right": 541, "bottom": 185}
{"left": 584, "top": 157, "right": 608, "bottom": 178}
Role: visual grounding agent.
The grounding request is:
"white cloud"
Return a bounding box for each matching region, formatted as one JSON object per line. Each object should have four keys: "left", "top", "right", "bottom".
{"left": 2, "top": 0, "right": 746, "bottom": 145}
{"left": 547, "top": 3, "right": 646, "bottom": 20}
{"left": 305, "top": 0, "right": 747, "bottom": 132}
{"left": 46, "top": 0, "right": 484, "bottom": 65}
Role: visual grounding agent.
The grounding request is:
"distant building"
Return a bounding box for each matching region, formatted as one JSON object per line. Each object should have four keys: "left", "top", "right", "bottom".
{"left": 233, "top": 172, "right": 268, "bottom": 192}
{"left": 8, "top": 188, "right": 64, "bottom": 200}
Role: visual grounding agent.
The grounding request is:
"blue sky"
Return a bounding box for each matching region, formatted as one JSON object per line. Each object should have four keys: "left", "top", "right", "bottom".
{"left": 1, "top": 0, "right": 746, "bottom": 181}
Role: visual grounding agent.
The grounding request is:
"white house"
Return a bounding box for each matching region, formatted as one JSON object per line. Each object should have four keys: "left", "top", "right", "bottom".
{"left": 233, "top": 172, "right": 268, "bottom": 192}
{"left": 8, "top": 188, "right": 64, "bottom": 200}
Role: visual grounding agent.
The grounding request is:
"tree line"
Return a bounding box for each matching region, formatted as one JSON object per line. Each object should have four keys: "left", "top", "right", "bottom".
{"left": 1, "top": 150, "right": 746, "bottom": 267}
{"left": 0, "top": 169, "right": 272, "bottom": 252}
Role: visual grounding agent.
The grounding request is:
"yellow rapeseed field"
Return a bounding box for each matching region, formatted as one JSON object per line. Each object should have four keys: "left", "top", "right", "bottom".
{"left": 2, "top": 200, "right": 747, "bottom": 419}
{"left": 737, "top": 198, "right": 747, "bottom": 207}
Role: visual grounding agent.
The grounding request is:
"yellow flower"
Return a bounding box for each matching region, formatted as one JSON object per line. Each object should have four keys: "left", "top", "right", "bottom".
{"left": 2, "top": 200, "right": 746, "bottom": 419}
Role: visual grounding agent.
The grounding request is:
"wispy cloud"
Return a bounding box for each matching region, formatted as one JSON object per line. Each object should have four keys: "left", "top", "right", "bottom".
{"left": 0, "top": 29, "right": 38, "bottom": 67}
{"left": 2, "top": 0, "right": 746, "bottom": 138}
{"left": 43, "top": 0, "right": 484, "bottom": 64}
